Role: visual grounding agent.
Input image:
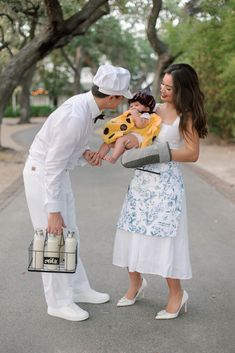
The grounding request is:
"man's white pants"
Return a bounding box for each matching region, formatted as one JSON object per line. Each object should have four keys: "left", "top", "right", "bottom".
{"left": 23, "top": 158, "right": 91, "bottom": 308}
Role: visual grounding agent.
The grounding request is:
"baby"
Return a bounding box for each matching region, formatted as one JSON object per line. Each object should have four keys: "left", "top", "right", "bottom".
{"left": 98, "top": 89, "right": 161, "bottom": 163}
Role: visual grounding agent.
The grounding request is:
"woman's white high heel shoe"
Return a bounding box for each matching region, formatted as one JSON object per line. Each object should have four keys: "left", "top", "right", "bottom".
{"left": 155, "top": 290, "right": 189, "bottom": 320}
{"left": 117, "top": 278, "right": 147, "bottom": 307}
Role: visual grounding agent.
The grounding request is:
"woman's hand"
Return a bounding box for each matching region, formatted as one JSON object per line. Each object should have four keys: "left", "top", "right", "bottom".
{"left": 47, "top": 212, "right": 66, "bottom": 235}
{"left": 121, "top": 141, "right": 172, "bottom": 168}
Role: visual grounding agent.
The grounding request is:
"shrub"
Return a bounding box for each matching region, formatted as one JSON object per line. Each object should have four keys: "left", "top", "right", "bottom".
{"left": 4, "top": 106, "right": 20, "bottom": 117}
{"left": 4, "top": 105, "right": 54, "bottom": 118}
{"left": 30, "top": 105, "right": 54, "bottom": 116}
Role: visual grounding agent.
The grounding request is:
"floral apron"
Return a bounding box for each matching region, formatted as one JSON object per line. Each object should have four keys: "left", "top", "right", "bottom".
{"left": 117, "top": 161, "right": 184, "bottom": 237}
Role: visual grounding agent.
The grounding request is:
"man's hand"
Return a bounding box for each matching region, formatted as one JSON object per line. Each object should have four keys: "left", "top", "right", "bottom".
{"left": 48, "top": 212, "right": 66, "bottom": 235}
{"left": 83, "top": 150, "right": 102, "bottom": 166}
{"left": 121, "top": 141, "right": 172, "bottom": 168}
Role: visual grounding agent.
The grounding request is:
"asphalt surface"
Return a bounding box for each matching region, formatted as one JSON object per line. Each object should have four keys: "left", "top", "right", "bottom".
{"left": 0, "top": 123, "right": 235, "bottom": 353}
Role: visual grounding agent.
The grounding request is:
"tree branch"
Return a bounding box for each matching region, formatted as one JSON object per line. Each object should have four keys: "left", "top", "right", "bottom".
{"left": 44, "top": 0, "right": 64, "bottom": 31}
{"left": 0, "top": 0, "right": 110, "bottom": 119}
{"left": 184, "top": 0, "right": 202, "bottom": 16}
{"left": 54, "top": 1, "right": 110, "bottom": 48}
{"left": 0, "top": 25, "right": 13, "bottom": 55}
{"left": 64, "top": 0, "right": 109, "bottom": 34}
{"left": 0, "top": 12, "right": 15, "bottom": 26}
{"left": 146, "top": 0, "right": 169, "bottom": 56}
{"left": 60, "top": 48, "right": 77, "bottom": 73}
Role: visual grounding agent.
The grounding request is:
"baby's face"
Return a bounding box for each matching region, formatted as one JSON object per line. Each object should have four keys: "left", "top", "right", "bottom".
{"left": 130, "top": 101, "right": 150, "bottom": 112}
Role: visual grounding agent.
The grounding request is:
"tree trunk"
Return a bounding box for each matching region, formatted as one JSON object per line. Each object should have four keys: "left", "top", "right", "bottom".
{"left": 0, "top": 106, "right": 4, "bottom": 149}
{"left": 152, "top": 53, "right": 175, "bottom": 100}
{"left": 19, "top": 64, "right": 37, "bottom": 124}
{"left": 0, "top": 0, "right": 109, "bottom": 147}
{"left": 52, "top": 96, "right": 58, "bottom": 107}
{"left": 146, "top": 0, "right": 174, "bottom": 99}
{"left": 74, "top": 46, "right": 83, "bottom": 94}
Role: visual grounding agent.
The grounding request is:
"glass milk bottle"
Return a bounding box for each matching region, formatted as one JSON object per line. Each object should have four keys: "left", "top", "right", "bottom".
{"left": 44, "top": 234, "right": 60, "bottom": 270}
{"left": 32, "top": 229, "right": 45, "bottom": 269}
{"left": 64, "top": 231, "right": 77, "bottom": 271}
{"left": 58, "top": 233, "right": 65, "bottom": 267}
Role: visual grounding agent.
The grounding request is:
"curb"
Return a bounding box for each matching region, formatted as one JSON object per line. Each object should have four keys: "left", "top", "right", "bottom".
{"left": 187, "top": 164, "right": 235, "bottom": 204}
{"left": 0, "top": 175, "right": 23, "bottom": 211}
{"left": 0, "top": 121, "right": 41, "bottom": 211}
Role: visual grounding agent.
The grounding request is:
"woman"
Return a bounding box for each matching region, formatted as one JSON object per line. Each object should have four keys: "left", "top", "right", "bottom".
{"left": 112, "top": 63, "right": 208, "bottom": 319}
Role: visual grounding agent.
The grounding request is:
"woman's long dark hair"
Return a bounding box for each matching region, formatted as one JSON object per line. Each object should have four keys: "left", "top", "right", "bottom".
{"left": 164, "top": 63, "right": 208, "bottom": 138}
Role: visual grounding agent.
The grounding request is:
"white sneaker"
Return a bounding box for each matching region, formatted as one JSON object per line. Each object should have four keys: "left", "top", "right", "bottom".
{"left": 73, "top": 289, "right": 110, "bottom": 304}
{"left": 47, "top": 303, "right": 89, "bottom": 321}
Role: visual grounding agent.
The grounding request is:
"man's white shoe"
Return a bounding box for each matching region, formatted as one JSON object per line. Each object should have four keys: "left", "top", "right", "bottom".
{"left": 73, "top": 289, "right": 110, "bottom": 304}
{"left": 47, "top": 303, "right": 89, "bottom": 321}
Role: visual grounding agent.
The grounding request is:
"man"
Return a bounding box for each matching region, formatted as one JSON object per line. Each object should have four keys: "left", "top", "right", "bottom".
{"left": 23, "top": 64, "right": 132, "bottom": 321}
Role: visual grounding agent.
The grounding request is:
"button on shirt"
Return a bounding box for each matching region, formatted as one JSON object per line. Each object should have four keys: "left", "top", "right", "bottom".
{"left": 29, "top": 91, "right": 101, "bottom": 213}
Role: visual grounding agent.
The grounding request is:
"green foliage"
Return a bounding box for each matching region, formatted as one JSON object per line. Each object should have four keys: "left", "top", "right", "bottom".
{"left": 67, "top": 14, "right": 155, "bottom": 81}
{"left": 4, "top": 105, "right": 53, "bottom": 117}
{"left": 30, "top": 105, "right": 54, "bottom": 117}
{"left": 59, "top": 0, "right": 86, "bottom": 19}
{"left": 4, "top": 106, "right": 20, "bottom": 117}
{"left": 163, "top": 0, "right": 235, "bottom": 139}
{"left": 37, "top": 51, "right": 74, "bottom": 100}
{"left": 0, "top": 0, "right": 45, "bottom": 77}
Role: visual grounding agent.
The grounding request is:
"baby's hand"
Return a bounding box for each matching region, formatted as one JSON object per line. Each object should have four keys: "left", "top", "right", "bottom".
{"left": 130, "top": 107, "right": 140, "bottom": 119}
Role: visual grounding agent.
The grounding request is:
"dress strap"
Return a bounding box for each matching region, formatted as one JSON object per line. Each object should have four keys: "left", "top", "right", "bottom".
{"left": 154, "top": 103, "right": 161, "bottom": 112}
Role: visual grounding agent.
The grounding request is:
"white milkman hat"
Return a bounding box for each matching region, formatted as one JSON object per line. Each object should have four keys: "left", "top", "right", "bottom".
{"left": 93, "top": 64, "right": 132, "bottom": 99}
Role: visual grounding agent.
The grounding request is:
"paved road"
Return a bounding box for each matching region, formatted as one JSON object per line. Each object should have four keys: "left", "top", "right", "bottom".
{"left": 0, "top": 123, "right": 235, "bottom": 353}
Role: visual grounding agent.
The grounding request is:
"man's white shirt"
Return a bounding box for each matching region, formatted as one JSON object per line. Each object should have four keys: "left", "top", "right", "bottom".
{"left": 29, "top": 91, "right": 101, "bottom": 213}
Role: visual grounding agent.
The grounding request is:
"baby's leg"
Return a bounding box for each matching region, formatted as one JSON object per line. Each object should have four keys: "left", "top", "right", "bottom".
{"left": 104, "top": 134, "right": 139, "bottom": 164}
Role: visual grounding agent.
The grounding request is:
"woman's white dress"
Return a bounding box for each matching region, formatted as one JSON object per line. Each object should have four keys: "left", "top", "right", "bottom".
{"left": 113, "top": 117, "right": 192, "bottom": 279}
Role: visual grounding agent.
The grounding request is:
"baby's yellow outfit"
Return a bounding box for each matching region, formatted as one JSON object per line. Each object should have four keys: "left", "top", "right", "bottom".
{"left": 102, "top": 110, "right": 161, "bottom": 148}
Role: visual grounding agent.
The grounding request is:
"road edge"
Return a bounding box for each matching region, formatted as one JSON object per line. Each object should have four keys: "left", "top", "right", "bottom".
{"left": 186, "top": 163, "right": 235, "bottom": 204}
{"left": 0, "top": 175, "right": 24, "bottom": 211}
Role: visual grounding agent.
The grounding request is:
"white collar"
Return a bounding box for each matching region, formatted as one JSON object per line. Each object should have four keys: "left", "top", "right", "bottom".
{"left": 86, "top": 91, "right": 102, "bottom": 120}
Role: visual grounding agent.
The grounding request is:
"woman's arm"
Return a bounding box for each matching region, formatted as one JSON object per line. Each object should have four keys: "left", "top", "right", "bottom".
{"left": 172, "top": 119, "right": 199, "bottom": 162}
{"left": 121, "top": 118, "right": 200, "bottom": 168}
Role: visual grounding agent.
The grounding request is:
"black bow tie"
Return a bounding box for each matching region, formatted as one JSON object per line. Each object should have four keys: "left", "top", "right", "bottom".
{"left": 94, "top": 114, "right": 105, "bottom": 123}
